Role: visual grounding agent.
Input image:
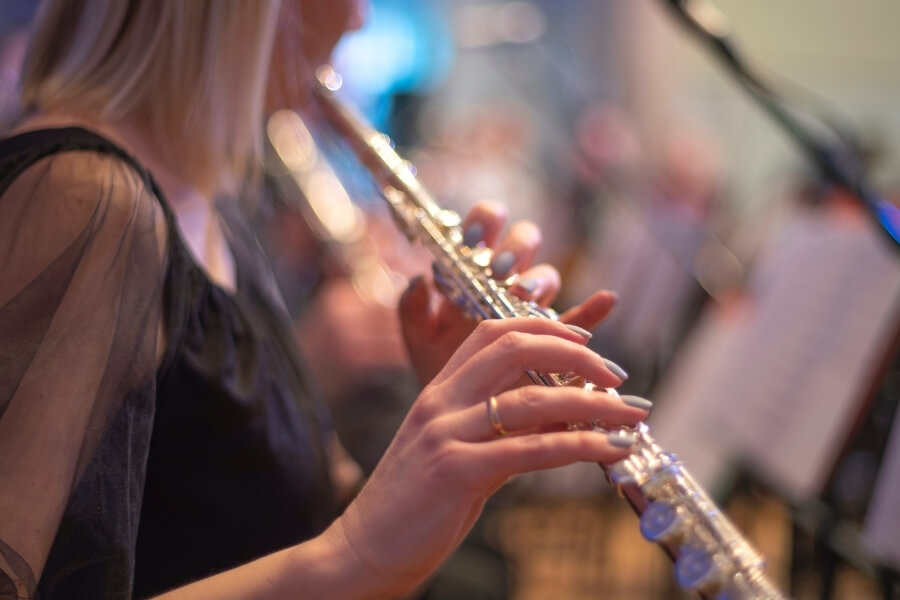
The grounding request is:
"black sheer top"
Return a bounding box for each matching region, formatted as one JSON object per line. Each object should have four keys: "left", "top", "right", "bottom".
{"left": 0, "top": 128, "right": 337, "bottom": 599}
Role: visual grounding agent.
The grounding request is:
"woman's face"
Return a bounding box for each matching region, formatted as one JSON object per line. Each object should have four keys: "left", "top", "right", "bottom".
{"left": 267, "top": 0, "right": 368, "bottom": 110}
{"left": 292, "top": 0, "right": 368, "bottom": 67}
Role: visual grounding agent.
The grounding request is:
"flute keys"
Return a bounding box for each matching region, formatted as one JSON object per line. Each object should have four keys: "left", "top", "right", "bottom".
{"left": 676, "top": 546, "right": 726, "bottom": 594}
{"left": 469, "top": 246, "right": 493, "bottom": 268}
{"left": 640, "top": 500, "right": 684, "bottom": 544}
{"left": 437, "top": 209, "right": 461, "bottom": 228}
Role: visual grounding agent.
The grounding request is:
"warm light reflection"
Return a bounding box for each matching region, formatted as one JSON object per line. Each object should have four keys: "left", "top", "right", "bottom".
{"left": 352, "top": 258, "right": 407, "bottom": 308}
{"left": 266, "top": 109, "right": 365, "bottom": 244}
{"left": 304, "top": 171, "right": 365, "bottom": 244}
{"left": 267, "top": 110, "right": 318, "bottom": 172}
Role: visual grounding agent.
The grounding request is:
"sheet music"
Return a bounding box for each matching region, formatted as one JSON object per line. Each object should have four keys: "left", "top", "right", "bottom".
{"left": 650, "top": 305, "right": 746, "bottom": 492}
{"left": 652, "top": 210, "right": 900, "bottom": 502}
{"left": 862, "top": 406, "right": 900, "bottom": 571}
{"left": 707, "top": 213, "right": 900, "bottom": 501}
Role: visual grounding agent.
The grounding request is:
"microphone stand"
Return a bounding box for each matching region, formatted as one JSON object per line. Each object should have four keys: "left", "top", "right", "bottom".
{"left": 661, "top": 0, "right": 900, "bottom": 254}
{"left": 661, "top": 4, "right": 900, "bottom": 597}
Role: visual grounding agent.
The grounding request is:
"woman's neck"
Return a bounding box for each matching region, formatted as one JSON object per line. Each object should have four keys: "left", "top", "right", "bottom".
{"left": 14, "top": 111, "right": 207, "bottom": 200}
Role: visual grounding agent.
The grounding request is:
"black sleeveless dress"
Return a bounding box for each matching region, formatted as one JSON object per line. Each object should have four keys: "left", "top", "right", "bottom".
{"left": 0, "top": 128, "right": 337, "bottom": 599}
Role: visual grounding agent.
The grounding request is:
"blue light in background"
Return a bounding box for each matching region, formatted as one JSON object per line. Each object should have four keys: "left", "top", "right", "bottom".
{"left": 333, "top": 0, "right": 454, "bottom": 131}
{"left": 875, "top": 200, "right": 900, "bottom": 249}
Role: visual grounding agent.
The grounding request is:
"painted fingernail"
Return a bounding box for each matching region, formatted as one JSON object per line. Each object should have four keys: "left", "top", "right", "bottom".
{"left": 607, "top": 431, "right": 637, "bottom": 448}
{"left": 564, "top": 323, "right": 592, "bottom": 339}
{"left": 621, "top": 395, "right": 653, "bottom": 411}
{"left": 463, "top": 223, "right": 484, "bottom": 247}
{"left": 491, "top": 251, "right": 515, "bottom": 277}
{"left": 603, "top": 358, "right": 628, "bottom": 381}
{"left": 406, "top": 274, "right": 424, "bottom": 290}
{"left": 515, "top": 276, "right": 538, "bottom": 294}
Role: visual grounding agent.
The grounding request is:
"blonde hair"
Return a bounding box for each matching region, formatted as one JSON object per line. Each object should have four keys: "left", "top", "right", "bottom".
{"left": 21, "top": 0, "right": 282, "bottom": 194}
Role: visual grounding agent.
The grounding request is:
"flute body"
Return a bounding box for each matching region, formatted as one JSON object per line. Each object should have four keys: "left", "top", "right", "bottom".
{"left": 309, "top": 65, "right": 786, "bottom": 600}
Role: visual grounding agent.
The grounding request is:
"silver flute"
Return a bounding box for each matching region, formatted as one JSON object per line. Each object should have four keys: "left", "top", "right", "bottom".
{"left": 310, "top": 64, "right": 786, "bottom": 600}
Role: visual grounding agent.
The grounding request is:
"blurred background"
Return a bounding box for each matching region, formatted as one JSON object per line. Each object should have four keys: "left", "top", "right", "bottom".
{"left": 323, "top": 3, "right": 900, "bottom": 596}
{"left": 4, "top": 0, "right": 900, "bottom": 598}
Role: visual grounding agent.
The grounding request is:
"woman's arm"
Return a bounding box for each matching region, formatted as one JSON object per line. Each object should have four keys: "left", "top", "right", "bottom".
{"left": 0, "top": 151, "right": 168, "bottom": 599}
{"left": 154, "top": 316, "right": 647, "bottom": 600}
{"left": 152, "top": 525, "right": 387, "bottom": 600}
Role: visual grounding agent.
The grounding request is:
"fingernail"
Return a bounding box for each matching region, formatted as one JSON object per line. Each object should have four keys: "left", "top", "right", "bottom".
{"left": 463, "top": 223, "right": 484, "bottom": 247}
{"left": 621, "top": 395, "right": 653, "bottom": 411}
{"left": 607, "top": 431, "right": 637, "bottom": 448}
{"left": 564, "top": 323, "right": 592, "bottom": 339}
{"left": 515, "top": 276, "right": 538, "bottom": 294}
{"left": 491, "top": 251, "right": 515, "bottom": 277}
{"left": 603, "top": 358, "right": 628, "bottom": 381}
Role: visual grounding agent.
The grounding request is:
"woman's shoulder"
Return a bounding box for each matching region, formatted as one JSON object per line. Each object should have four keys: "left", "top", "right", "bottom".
{"left": 0, "top": 126, "right": 173, "bottom": 314}
{"left": 3, "top": 125, "right": 156, "bottom": 194}
{"left": 1, "top": 125, "right": 170, "bottom": 242}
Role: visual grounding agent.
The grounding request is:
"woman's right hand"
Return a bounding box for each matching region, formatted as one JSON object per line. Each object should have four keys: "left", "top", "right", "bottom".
{"left": 326, "top": 316, "right": 649, "bottom": 597}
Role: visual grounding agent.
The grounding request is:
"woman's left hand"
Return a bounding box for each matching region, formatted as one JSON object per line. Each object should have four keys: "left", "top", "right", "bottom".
{"left": 398, "top": 201, "right": 617, "bottom": 385}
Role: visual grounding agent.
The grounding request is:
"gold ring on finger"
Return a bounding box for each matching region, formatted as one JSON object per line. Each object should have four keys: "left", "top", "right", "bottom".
{"left": 488, "top": 395, "right": 507, "bottom": 437}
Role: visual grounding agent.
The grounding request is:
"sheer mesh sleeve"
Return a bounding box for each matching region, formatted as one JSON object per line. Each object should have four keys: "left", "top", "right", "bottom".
{"left": 0, "top": 149, "right": 167, "bottom": 598}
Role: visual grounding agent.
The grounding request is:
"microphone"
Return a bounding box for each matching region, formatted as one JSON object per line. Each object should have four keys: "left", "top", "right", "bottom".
{"left": 665, "top": 0, "right": 731, "bottom": 39}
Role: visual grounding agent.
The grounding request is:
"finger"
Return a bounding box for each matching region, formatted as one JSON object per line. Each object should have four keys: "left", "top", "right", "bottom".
{"left": 398, "top": 275, "right": 436, "bottom": 349}
{"left": 463, "top": 429, "right": 638, "bottom": 486}
{"left": 451, "top": 387, "right": 650, "bottom": 442}
{"left": 399, "top": 275, "right": 477, "bottom": 384}
{"left": 441, "top": 327, "right": 625, "bottom": 402}
{"left": 432, "top": 317, "right": 595, "bottom": 385}
{"left": 559, "top": 290, "right": 617, "bottom": 331}
{"left": 509, "top": 263, "right": 560, "bottom": 306}
{"left": 461, "top": 202, "right": 508, "bottom": 248}
{"left": 489, "top": 220, "right": 541, "bottom": 279}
